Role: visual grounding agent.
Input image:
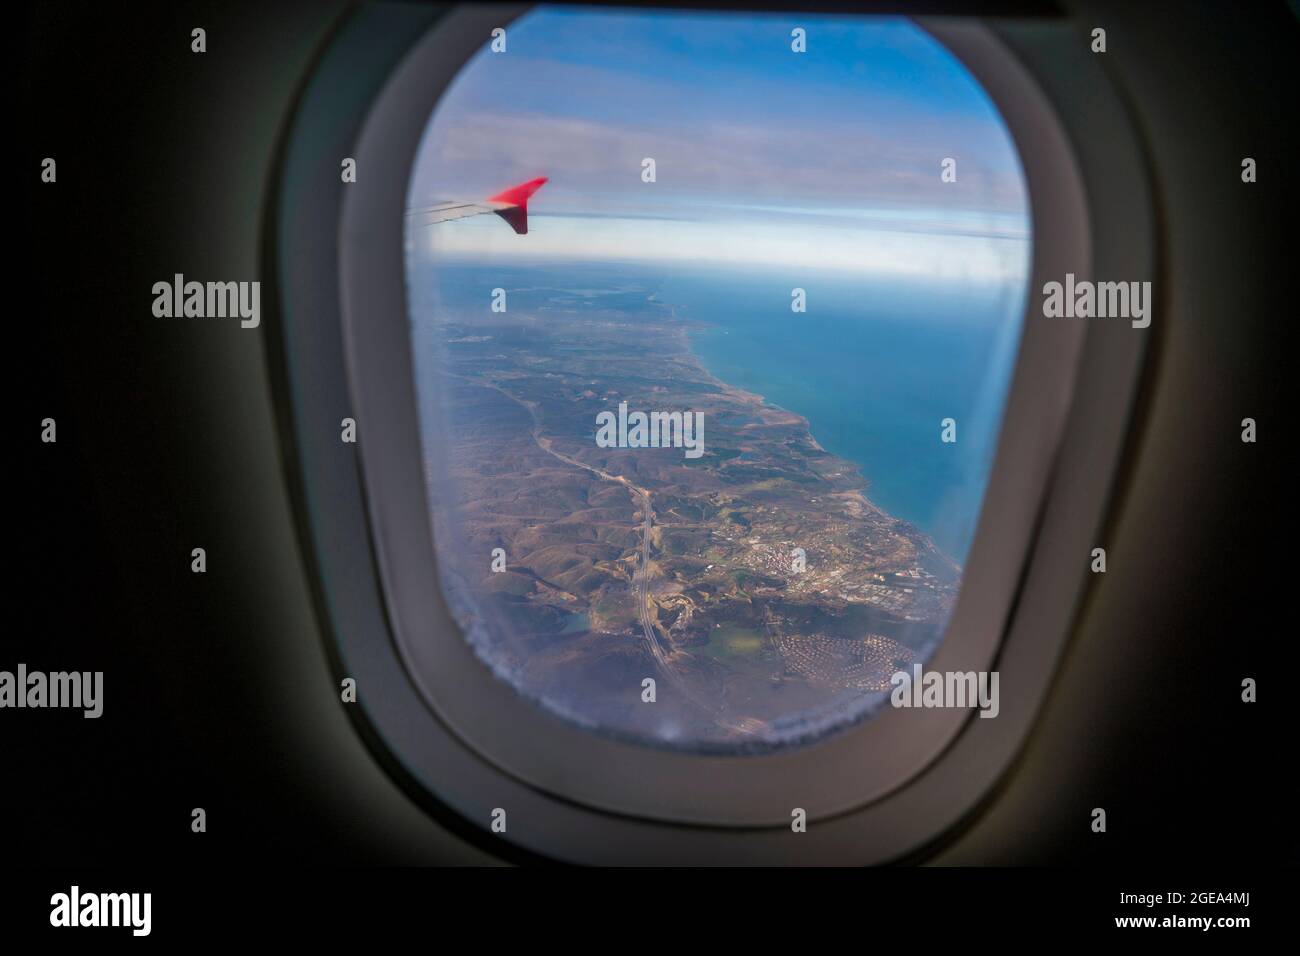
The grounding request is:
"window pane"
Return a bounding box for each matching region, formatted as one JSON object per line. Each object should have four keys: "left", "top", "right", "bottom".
{"left": 405, "top": 8, "right": 1030, "bottom": 751}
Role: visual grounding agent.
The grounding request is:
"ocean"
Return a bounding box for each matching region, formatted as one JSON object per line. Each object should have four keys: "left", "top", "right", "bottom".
{"left": 658, "top": 264, "right": 1027, "bottom": 563}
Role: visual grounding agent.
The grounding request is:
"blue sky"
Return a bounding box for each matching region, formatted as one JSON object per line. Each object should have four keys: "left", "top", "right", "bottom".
{"left": 408, "top": 7, "right": 1030, "bottom": 280}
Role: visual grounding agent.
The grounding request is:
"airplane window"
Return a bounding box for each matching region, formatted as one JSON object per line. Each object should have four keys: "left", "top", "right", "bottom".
{"left": 403, "top": 7, "right": 1031, "bottom": 752}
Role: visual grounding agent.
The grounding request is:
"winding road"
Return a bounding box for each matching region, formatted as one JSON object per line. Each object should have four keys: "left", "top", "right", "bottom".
{"left": 475, "top": 379, "right": 675, "bottom": 675}
{"left": 472, "top": 377, "right": 761, "bottom": 737}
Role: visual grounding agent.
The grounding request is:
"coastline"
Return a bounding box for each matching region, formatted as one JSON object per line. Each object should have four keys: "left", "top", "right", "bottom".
{"left": 666, "top": 312, "right": 960, "bottom": 573}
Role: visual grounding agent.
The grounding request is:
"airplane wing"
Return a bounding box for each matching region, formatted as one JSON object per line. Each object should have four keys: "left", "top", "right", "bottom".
{"left": 406, "top": 177, "right": 548, "bottom": 235}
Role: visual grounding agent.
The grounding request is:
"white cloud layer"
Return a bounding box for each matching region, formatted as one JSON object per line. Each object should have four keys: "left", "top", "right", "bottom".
{"left": 413, "top": 211, "right": 1030, "bottom": 283}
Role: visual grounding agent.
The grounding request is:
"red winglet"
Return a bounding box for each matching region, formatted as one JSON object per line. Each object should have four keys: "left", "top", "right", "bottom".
{"left": 488, "top": 176, "right": 548, "bottom": 207}
{"left": 488, "top": 177, "right": 548, "bottom": 235}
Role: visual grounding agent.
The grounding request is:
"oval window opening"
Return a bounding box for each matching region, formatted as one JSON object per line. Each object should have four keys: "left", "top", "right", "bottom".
{"left": 404, "top": 7, "right": 1031, "bottom": 753}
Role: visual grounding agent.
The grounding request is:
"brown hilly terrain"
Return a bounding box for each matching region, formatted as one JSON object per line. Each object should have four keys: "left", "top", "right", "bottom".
{"left": 420, "top": 284, "right": 959, "bottom": 750}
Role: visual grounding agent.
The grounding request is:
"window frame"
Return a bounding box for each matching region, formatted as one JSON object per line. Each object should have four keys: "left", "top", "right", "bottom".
{"left": 267, "top": 2, "right": 1155, "bottom": 863}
